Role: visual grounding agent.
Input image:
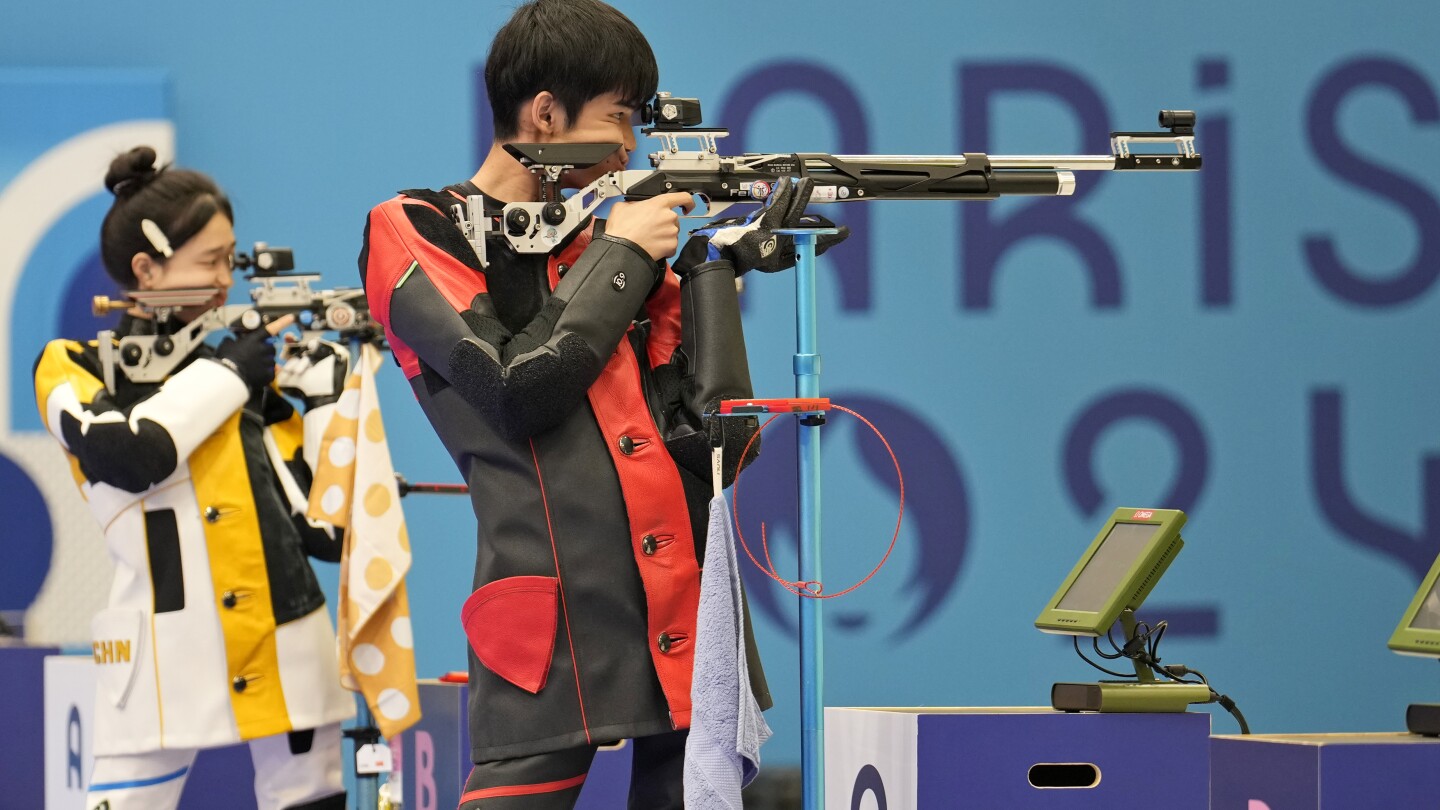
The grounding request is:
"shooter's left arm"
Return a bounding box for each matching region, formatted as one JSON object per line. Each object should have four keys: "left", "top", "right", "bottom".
{"left": 648, "top": 259, "right": 760, "bottom": 487}
{"left": 272, "top": 341, "right": 351, "bottom": 561}
{"left": 268, "top": 405, "right": 344, "bottom": 562}
{"left": 650, "top": 175, "right": 851, "bottom": 485}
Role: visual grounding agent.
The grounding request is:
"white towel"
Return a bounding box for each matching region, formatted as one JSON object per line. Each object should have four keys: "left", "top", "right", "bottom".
{"left": 684, "top": 495, "right": 773, "bottom": 809}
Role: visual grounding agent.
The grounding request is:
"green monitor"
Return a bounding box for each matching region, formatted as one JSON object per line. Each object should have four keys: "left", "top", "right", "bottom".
{"left": 1035, "top": 507, "right": 1187, "bottom": 637}
{"left": 1389, "top": 550, "right": 1440, "bottom": 658}
{"left": 1389, "top": 549, "right": 1440, "bottom": 735}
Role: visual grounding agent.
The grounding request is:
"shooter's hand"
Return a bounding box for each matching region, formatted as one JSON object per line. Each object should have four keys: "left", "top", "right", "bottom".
{"left": 278, "top": 338, "right": 351, "bottom": 409}
{"left": 214, "top": 315, "right": 293, "bottom": 392}
{"left": 606, "top": 191, "right": 696, "bottom": 261}
{"left": 672, "top": 177, "right": 849, "bottom": 277}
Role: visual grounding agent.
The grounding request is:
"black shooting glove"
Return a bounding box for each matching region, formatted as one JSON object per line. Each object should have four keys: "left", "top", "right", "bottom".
{"left": 215, "top": 328, "right": 279, "bottom": 392}
{"left": 671, "top": 176, "right": 850, "bottom": 277}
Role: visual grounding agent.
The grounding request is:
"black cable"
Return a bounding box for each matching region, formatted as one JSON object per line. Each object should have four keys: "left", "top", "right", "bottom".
{"left": 1067, "top": 616, "right": 1251, "bottom": 734}
{"left": 1124, "top": 620, "right": 1208, "bottom": 686}
{"left": 1137, "top": 626, "right": 1249, "bottom": 734}
{"left": 1073, "top": 636, "right": 1137, "bottom": 678}
{"left": 1215, "top": 693, "right": 1251, "bottom": 734}
{"left": 1162, "top": 663, "right": 1210, "bottom": 686}
{"left": 1134, "top": 647, "right": 1204, "bottom": 686}
{"left": 1099, "top": 625, "right": 1127, "bottom": 659}
{"left": 1147, "top": 622, "right": 1166, "bottom": 661}
{"left": 1092, "top": 636, "right": 1125, "bottom": 661}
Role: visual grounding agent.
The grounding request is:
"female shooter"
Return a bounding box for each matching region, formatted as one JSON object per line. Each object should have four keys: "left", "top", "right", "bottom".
{"left": 33, "top": 147, "right": 353, "bottom": 810}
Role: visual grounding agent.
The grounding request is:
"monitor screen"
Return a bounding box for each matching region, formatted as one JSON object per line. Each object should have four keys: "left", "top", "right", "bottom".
{"left": 1410, "top": 579, "right": 1440, "bottom": 632}
{"left": 1390, "top": 548, "right": 1440, "bottom": 656}
{"left": 1055, "top": 522, "right": 1160, "bottom": 613}
{"left": 1036, "top": 507, "right": 1186, "bottom": 637}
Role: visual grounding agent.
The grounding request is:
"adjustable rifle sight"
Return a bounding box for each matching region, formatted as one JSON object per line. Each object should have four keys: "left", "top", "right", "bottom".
{"left": 1158, "top": 110, "right": 1196, "bottom": 135}
{"left": 640, "top": 92, "right": 703, "bottom": 130}
{"left": 233, "top": 242, "right": 296, "bottom": 277}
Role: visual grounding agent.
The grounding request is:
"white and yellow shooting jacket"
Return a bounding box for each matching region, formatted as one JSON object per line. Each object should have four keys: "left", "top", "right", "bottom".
{"left": 34, "top": 332, "right": 353, "bottom": 755}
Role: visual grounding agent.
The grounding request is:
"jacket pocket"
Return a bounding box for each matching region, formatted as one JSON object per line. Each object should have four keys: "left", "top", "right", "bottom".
{"left": 144, "top": 508, "right": 184, "bottom": 613}
{"left": 460, "top": 575, "right": 558, "bottom": 694}
{"left": 90, "top": 609, "right": 145, "bottom": 709}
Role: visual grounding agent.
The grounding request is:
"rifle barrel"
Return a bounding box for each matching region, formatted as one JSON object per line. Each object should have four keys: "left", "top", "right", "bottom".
{"left": 833, "top": 154, "right": 1121, "bottom": 171}
{"left": 802, "top": 166, "right": 1073, "bottom": 198}
{"left": 989, "top": 155, "right": 1121, "bottom": 171}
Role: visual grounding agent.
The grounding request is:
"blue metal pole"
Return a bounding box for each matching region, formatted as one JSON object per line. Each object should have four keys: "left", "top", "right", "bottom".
{"left": 779, "top": 227, "right": 838, "bottom": 810}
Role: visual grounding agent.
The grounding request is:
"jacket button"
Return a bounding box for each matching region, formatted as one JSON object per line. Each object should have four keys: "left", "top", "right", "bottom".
{"left": 232, "top": 676, "right": 248, "bottom": 693}
{"left": 657, "top": 632, "right": 672, "bottom": 654}
{"left": 222, "top": 591, "right": 238, "bottom": 609}
{"left": 204, "top": 506, "right": 221, "bottom": 523}
{"left": 557, "top": 263, "right": 570, "bottom": 277}
{"left": 641, "top": 535, "right": 657, "bottom": 556}
{"left": 618, "top": 436, "right": 635, "bottom": 455}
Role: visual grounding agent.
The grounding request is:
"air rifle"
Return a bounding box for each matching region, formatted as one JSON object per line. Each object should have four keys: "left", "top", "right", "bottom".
{"left": 91, "top": 242, "right": 377, "bottom": 393}
{"left": 451, "top": 93, "right": 1199, "bottom": 266}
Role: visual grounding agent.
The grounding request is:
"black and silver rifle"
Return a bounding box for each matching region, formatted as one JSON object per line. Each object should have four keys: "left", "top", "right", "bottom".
{"left": 91, "top": 243, "right": 376, "bottom": 393}
{"left": 451, "top": 93, "right": 1199, "bottom": 266}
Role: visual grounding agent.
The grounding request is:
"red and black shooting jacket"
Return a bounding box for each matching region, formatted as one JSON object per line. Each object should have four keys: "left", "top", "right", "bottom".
{"left": 360, "top": 182, "right": 770, "bottom": 762}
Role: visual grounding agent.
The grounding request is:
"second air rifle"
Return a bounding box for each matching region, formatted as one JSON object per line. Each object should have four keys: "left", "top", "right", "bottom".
{"left": 91, "top": 243, "right": 378, "bottom": 393}
{"left": 451, "top": 92, "right": 1200, "bottom": 265}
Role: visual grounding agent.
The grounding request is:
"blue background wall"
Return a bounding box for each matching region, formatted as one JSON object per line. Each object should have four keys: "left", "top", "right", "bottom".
{"left": 4, "top": 0, "right": 1440, "bottom": 766}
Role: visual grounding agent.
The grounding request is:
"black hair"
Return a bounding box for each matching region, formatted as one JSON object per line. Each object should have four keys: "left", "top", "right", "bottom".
{"left": 99, "top": 146, "right": 234, "bottom": 289}
{"left": 485, "top": 0, "right": 658, "bottom": 141}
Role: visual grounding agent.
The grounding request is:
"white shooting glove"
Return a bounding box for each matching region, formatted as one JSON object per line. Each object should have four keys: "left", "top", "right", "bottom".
{"left": 277, "top": 338, "right": 350, "bottom": 410}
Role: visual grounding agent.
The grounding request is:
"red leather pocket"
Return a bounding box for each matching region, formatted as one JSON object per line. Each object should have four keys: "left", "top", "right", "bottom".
{"left": 460, "top": 576, "right": 559, "bottom": 694}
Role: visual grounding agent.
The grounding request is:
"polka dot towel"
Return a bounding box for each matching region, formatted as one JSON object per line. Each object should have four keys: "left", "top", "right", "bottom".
{"left": 307, "top": 343, "right": 421, "bottom": 737}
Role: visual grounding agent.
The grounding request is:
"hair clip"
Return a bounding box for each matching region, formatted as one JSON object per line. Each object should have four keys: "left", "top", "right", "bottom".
{"left": 140, "top": 219, "right": 174, "bottom": 258}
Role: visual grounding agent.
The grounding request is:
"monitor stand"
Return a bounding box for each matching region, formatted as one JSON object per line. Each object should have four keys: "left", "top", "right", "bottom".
{"left": 1407, "top": 703, "right": 1440, "bottom": 736}
{"left": 1052, "top": 609, "right": 1212, "bottom": 713}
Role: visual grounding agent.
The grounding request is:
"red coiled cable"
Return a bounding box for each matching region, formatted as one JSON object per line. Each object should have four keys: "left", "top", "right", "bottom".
{"left": 729, "top": 404, "right": 904, "bottom": 599}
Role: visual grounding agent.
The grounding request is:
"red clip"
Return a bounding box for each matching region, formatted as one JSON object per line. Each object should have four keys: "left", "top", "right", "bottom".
{"left": 437, "top": 671, "right": 469, "bottom": 684}
{"left": 718, "top": 397, "right": 831, "bottom": 415}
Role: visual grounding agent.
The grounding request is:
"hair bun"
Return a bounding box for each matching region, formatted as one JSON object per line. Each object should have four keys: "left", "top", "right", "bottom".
{"left": 105, "top": 146, "right": 160, "bottom": 198}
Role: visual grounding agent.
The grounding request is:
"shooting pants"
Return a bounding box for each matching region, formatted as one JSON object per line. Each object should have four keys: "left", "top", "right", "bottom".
{"left": 85, "top": 722, "right": 344, "bottom": 810}
{"left": 459, "top": 728, "right": 686, "bottom": 809}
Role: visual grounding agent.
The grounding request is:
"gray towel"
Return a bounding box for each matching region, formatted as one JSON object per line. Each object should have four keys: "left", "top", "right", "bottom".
{"left": 684, "top": 495, "right": 773, "bottom": 809}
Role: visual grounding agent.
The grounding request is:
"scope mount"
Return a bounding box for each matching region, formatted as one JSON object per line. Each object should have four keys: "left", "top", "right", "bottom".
{"left": 1109, "top": 109, "right": 1199, "bottom": 169}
